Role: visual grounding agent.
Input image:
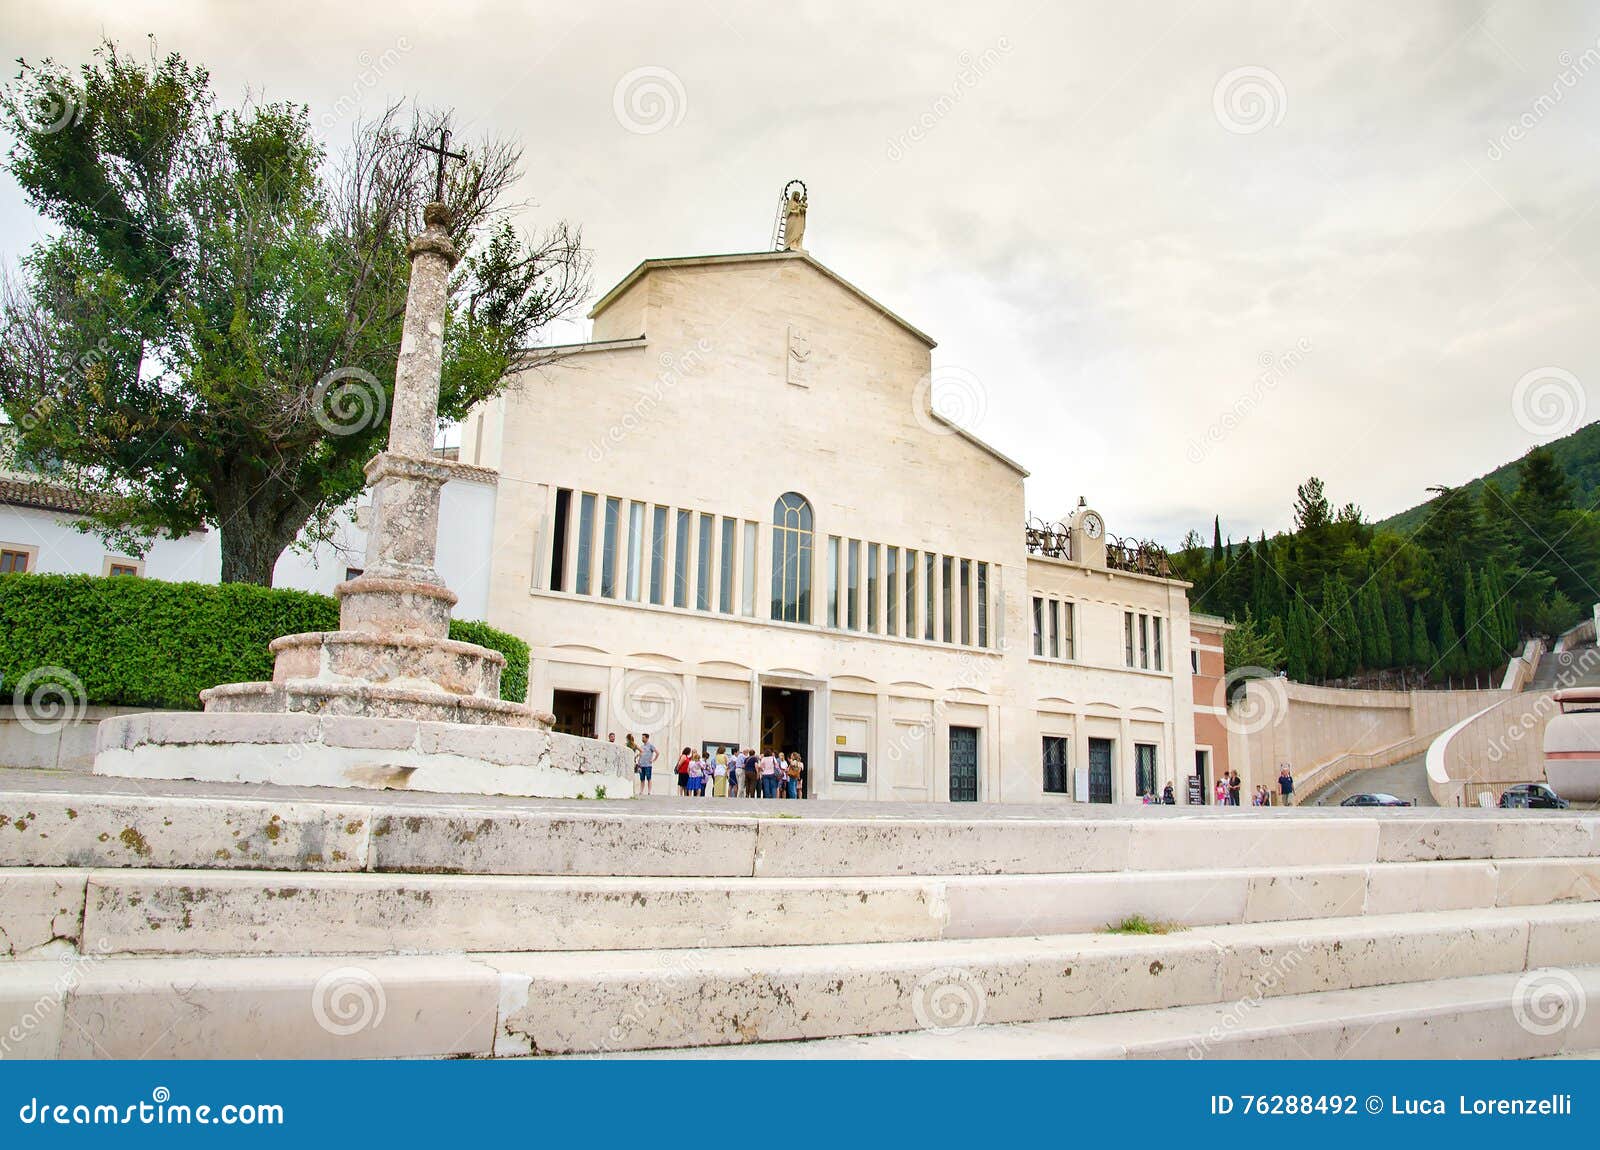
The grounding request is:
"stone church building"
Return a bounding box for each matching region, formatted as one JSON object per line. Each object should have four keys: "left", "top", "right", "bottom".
{"left": 458, "top": 207, "right": 1199, "bottom": 805}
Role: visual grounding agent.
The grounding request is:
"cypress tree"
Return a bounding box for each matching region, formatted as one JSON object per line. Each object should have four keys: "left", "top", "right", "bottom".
{"left": 1437, "top": 602, "right": 1465, "bottom": 679}
{"left": 1411, "top": 604, "right": 1435, "bottom": 673}
{"left": 1287, "top": 600, "right": 1311, "bottom": 682}
{"left": 1463, "top": 568, "right": 1487, "bottom": 671}
{"left": 1211, "top": 516, "right": 1224, "bottom": 568}
{"left": 1367, "top": 585, "right": 1392, "bottom": 667}
{"left": 1387, "top": 589, "right": 1411, "bottom": 667}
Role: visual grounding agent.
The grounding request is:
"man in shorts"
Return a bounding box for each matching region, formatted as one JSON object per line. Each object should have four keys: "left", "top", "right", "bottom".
{"left": 635, "top": 733, "right": 657, "bottom": 796}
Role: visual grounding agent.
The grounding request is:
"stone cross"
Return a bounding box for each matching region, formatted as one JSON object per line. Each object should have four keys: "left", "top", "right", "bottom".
{"left": 418, "top": 127, "right": 466, "bottom": 205}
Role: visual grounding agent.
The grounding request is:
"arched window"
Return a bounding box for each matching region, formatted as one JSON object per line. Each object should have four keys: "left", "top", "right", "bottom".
{"left": 770, "top": 492, "right": 814, "bottom": 623}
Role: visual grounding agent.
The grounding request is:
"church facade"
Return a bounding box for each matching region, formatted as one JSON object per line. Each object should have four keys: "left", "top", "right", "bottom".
{"left": 460, "top": 234, "right": 1198, "bottom": 804}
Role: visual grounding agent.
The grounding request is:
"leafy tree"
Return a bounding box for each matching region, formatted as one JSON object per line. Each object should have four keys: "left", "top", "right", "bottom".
{"left": 0, "top": 42, "right": 591, "bottom": 584}
{"left": 1222, "top": 607, "right": 1285, "bottom": 671}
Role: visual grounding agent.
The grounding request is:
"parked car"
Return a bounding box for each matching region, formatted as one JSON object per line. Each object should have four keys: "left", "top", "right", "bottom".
{"left": 1497, "top": 782, "right": 1570, "bottom": 810}
{"left": 1339, "top": 793, "right": 1413, "bottom": 807}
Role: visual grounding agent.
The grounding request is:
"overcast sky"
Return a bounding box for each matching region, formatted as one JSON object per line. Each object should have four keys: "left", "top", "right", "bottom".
{"left": 5, "top": 0, "right": 1599, "bottom": 545}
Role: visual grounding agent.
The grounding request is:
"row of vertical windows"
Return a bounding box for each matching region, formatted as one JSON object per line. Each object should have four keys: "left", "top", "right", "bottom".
{"left": 1123, "top": 610, "right": 1165, "bottom": 671}
{"left": 826, "top": 538, "right": 991, "bottom": 648}
{"left": 550, "top": 488, "right": 761, "bottom": 619}
{"left": 548, "top": 489, "right": 994, "bottom": 650}
{"left": 1031, "top": 596, "right": 1076, "bottom": 660}
{"left": 1042, "top": 737, "right": 1161, "bottom": 799}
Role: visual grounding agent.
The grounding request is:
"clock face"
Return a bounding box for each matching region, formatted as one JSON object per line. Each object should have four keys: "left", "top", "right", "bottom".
{"left": 1083, "top": 513, "right": 1104, "bottom": 539}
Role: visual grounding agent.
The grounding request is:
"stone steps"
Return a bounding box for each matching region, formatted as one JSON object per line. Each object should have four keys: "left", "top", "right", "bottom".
{"left": 4, "top": 904, "right": 1595, "bottom": 1057}
{"left": 3, "top": 788, "right": 1596, "bottom": 877}
{"left": 490, "top": 903, "right": 1600, "bottom": 1054}
{"left": 618, "top": 966, "right": 1600, "bottom": 1060}
{"left": 4, "top": 855, "right": 1599, "bottom": 959}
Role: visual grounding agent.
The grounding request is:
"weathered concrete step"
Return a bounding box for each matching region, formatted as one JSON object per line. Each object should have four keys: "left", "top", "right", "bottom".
{"left": 5, "top": 855, "right": 1600, "bottom": 959}
{"left": 3, "top": 789, "right": 1597, "bottom": 877}
{"left": 4, "top": 905, "right": 1596, "bottom": 1058}
{"left": 621, "top": 967, "right": 1600, "bottom": 1060}
{"left": 491, "top": 903, "right": 1600, "bottom": 1054}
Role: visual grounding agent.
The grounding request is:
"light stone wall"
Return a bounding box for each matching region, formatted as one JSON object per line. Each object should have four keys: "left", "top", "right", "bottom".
{"left": 0, "top": 476, "right": 498, "bottom": 619}
{"left": 1229, "top": 678, "right": 1510, "bottom": 799}
{"left": 467, "top": 251, "right": 1195, "bottom": 804}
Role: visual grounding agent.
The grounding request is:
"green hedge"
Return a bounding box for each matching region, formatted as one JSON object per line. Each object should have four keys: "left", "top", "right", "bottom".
{"left": 0, "top": 573, "right": 529, "bottom": 709}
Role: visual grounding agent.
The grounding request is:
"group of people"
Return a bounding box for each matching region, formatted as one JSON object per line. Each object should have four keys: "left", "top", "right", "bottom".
{"left": 1212, "top": 765, "right": 1295, "bottom": 806}
{"left": 611, "top": 732, "right": 804, "bottom": 799}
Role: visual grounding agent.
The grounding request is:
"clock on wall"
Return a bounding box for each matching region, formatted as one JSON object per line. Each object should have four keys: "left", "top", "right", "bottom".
{"left": 1082, "top": 512, "right": 1104, "bottom": 539}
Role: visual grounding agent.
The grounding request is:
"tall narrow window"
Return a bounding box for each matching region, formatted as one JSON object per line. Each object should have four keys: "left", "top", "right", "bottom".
{"left": 575, "top": 493, "right": 596, "bottom": 595}
{"left": 741, "top": 522, "right": 757, "bottom": 615}
{"left": 1153, "top": 617, "right": 1163, "bottom": 670}
{"left": 959, "top": 559, "right": 972, "bottom": 645}
{"left": 867, "top": 543, "right": 880, "bottom": 633}
{"left": 847, "top": 539, "right": 861, "bottom": 630}
{"left": 1032, "top": 597, "right": 1044, "bottom": 656}
{"left": 601, "top": 497, "right": 620, "bottom": 599}
{"left": 1049, "top": 599, "right": 1060, "bottom": 659}
{"left": 1062, "top": 602, "right": 1075, "bottom": 660}
{"left": 827, "top": 536, "right": 840, "bottom": 627}
{"left": 1135, "top": 743, "right": 1159, "bottom": 797}
{"left": 923, "top": 552, "right": 935, "bottom": 640}
{"left": 625, "top": 501, "right": 645, "bottom": 601}
{"left": 649, "top": 506, "right": 668, "bottom": 605}
{"left": 770, "top": 492, "right": 814, "bottom": 623}
{"left": 941, "top": 556, "right": 954, "bottom": 644}
{"left": 1139, "top": 613, "right": 1150, "bottom": 669}
{"left": 719, "top": 516, "right": 736, "bottom": 614}
{"left": 674, "top": 510, "right": 691, "bottom": 608}
{"left": 696, "top": 512, "right": 714, "bottom": 611}
{"left": 905, "top": 550, "right": 918, "bottom": 637}
{"left": 549, "top": 488, "right": 571, "bottom": 591}
{"left": 976, "top": 562, "right": 988, "bottom": 648}
{"left": 1124, "top": 611, "right": 1136, "bottom": 667}
{"left": 886, "top": 548, "right": 900, "bottom": 637}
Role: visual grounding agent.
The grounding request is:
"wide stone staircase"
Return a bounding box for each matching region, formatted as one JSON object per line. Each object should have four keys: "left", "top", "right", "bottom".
{"left": 2, "top": 781, "right": 1598, "bottom": 1059}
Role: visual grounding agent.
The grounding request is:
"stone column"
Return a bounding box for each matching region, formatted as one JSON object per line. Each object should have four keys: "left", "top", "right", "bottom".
{"left": 355, "top": 204, "right": 459, "bottom": 590}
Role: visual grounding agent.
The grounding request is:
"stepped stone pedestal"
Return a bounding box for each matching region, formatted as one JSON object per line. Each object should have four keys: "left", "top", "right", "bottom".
{"left": 93, "top": 200, "right": 630, "bottom": 798}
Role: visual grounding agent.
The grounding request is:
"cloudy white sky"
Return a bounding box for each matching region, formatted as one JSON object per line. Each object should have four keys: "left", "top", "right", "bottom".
{"left": 4, "top": 0, "right": 1599, "bottom": 545}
